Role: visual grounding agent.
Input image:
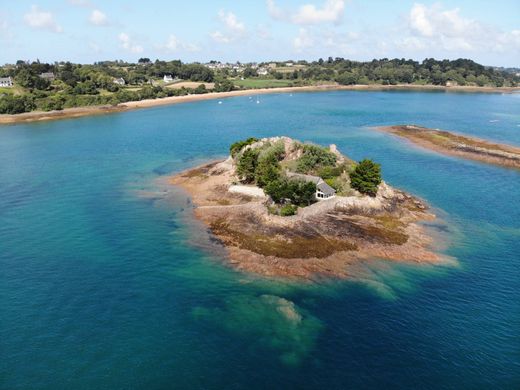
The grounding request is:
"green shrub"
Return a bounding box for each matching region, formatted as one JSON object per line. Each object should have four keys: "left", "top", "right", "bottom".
{"left": 318, "top": 165, "right": 343, "bottom": 179}
{"left": 349, "top": 159, "right": 382, "bottom": 197}
{"left": 296, "top": 144, "right": 336, "bottom": 173}
{"left": 264, "top": 178, "right": 316, "bottom": 206}
{"left": 255, "top": 153, "right": 281, "bottom": 188}
{"left": 236, "top": 148, "right": 259, "bottom": 183}
{"left": 229, "top": 137, "right": 259, "bottom": 157}
{"left": 280, "top": 204, "right": 298, "bottom": 216}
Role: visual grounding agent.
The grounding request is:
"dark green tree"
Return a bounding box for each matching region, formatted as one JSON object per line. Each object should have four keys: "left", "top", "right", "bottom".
{"left": 236, "top": 148, "right": 259, "bottom": 183}
{"left": 349, "top": 159, "right": 382, "bottom": 197}
{"left": 255, "top": 153, "right": 281, "bottom": 187}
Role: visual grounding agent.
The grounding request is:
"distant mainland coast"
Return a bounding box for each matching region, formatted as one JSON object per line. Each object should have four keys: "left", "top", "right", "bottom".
{"left": 1, "top": 84, "right": 518, "bottom": 125}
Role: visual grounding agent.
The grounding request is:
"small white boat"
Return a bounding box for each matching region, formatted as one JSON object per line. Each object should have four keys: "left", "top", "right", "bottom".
{"left": 256, "top": 96, "right": 260, "bottom": 104}
{"left": 218, "top": 101, "right": 223, "bottom": 104}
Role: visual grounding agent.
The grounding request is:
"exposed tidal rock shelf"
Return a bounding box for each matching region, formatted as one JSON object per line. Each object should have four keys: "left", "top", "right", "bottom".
{"left": 376, "top": 125, "right": 520, "bottom": 169}
{"left": 170, "top": 136, "right": 448, "bottom": 280}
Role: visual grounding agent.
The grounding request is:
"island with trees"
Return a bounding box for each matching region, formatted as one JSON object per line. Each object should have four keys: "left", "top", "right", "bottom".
{"left": 170, "top": 136, "right": 448, "bottom": 280}
{"left": 0, "top": 57, "right": 518, "bottom": 121}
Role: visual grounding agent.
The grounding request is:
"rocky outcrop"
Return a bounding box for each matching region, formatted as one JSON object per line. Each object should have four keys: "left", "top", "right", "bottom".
{"left": 170, "top": 137, "right": 447, "bottom": 280}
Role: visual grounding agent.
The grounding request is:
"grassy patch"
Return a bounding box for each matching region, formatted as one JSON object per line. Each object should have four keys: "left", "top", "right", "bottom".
{"left": 233, "top": 78, "right": 294, "bottom": 89}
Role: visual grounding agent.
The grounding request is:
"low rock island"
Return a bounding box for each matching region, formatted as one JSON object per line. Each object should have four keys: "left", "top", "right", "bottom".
{"left": 171, "top": 136, "right": 445, "bottom": 279}
{"left": 376, "top": 125, "right": 520, "bottom": 169}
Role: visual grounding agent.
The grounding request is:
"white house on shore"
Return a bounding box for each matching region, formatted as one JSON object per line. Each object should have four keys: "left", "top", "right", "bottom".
{"left": 113, "top": 77, "right": 126, "bottom": 85}
{"left": 0, "top": 76, "right": 13, "bottom": 87}
{"left": 163, "top": 74, "right": 173, "bottom": 82}
{"left": 286, "top": 172, "right": 336, "bottom": 200}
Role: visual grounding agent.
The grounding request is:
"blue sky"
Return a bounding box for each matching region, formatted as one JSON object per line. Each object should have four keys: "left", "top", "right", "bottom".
{"left": 1, "top": 0, "right": 519, "bottom": 66}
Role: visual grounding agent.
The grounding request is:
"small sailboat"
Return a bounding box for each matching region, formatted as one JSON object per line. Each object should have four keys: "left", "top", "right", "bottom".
{"left": 218, "top": 101, "right": 223, "bottom": 104}
{"left": 256, "top": 96, "right": 260, "bottom": 104}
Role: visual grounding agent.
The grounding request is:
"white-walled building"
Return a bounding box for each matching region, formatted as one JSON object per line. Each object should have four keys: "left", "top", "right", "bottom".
{"left": 0, "top": 77, "right": 13, "bottom": 87}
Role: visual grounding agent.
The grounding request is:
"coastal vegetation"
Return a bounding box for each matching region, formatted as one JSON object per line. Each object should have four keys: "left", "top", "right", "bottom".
{"left": 349, "top": 159, "right": 382, "bottom": 197}
{"left": 1, "top": 57, "right": 518, "bottom": 115}
{"left": 232, "top": 137, "right": 356, "bottom": 210}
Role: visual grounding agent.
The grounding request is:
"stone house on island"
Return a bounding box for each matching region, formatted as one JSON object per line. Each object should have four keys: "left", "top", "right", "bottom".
{"left": 286, "top": 172, "right": 336, "bottom": 200}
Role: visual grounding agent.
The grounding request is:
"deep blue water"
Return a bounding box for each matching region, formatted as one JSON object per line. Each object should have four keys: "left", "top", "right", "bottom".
{"left": 1, "top": 90, "right": 519, "bottom": 389}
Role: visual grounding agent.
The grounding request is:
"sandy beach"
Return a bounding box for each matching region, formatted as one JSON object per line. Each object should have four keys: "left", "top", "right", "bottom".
{"left": 1, "top": 84, "right": 518, "bottom": 125}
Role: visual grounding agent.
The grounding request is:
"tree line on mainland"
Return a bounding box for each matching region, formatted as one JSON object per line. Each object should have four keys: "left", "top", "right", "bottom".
{"left": 0, "top": 57, "right": 518, "bottom": 114}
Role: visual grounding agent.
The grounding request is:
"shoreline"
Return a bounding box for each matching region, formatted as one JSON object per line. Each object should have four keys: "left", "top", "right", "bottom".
{"left": 1, "top": 84, "right": 518, "bottom": 125}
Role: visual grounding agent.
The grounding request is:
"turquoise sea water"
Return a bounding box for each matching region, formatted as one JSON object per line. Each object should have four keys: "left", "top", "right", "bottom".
{"left": 1, "top": 90, "right": 519, "bottom": 389}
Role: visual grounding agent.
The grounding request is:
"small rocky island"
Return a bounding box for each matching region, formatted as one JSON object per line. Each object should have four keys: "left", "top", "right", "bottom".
{"left": 171, "top": 136, "right": 445, "bottom": 279}
{"left": 376, "top": 125, "right": 520, "bottom": 169}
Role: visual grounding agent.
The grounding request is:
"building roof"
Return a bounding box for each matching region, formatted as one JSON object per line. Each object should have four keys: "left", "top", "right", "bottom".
{"left": 286, "top": 172, "right": 321, "bottom": 184}
{"left": 317, "top": 181, "right": 336, "bottom": 196}
{"left": 39, "top": 72, "right": 55, "bottom": 79}
{"left": 286, "top": 171, "right": 336, "bottom": 196}
{"left": 0, "top": 77, "right": 12, "bottom": 82}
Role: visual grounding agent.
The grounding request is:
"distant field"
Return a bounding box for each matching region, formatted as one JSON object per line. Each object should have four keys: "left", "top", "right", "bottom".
{"left": 274, "top": 65, "right": 307, "bottom": 74}
{"left": 165, "top": 81, "right": 215, "bottom": 89}
{"left": 233, "top": 79, "right": 294, "bottom": 88}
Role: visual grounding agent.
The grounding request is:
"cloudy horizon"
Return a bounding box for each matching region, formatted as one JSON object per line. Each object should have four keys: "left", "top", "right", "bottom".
{"left": 1, "top": 0, "right": 519, "bottom": 67}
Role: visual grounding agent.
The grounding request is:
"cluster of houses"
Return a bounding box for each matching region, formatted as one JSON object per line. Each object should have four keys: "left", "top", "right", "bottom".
{"left": 204, "top": 61, "right": 295, "bottom": 77}
{"left": 0, "top": 72, "right": 56, "bottom": 88}
{"left": 112, "top": 74, "right": 180, "bottom": 86}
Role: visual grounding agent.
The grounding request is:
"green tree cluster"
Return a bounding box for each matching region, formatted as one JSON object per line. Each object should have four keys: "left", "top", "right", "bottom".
{"left": 349, "top": 159, "right": 382, "bottom": 197}
{"left": 296, "top": 144, "right": 337, "bottom": 173}
{"left": 264, "top": 178, "right": 316, "bottom": 206}
{"left": 229, "top": 137, "right": 259, "bottom": 157}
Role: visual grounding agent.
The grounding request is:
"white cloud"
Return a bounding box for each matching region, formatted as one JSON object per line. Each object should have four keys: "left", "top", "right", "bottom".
{"left": 266, "top": 0, "right": 284, "bottom": 20}
{"left": 118, "top": 32, "right": 143, "bottom": 53}
{"left": 0, "top": 17, "right": 11, "bottom": 41}
{"left": 68, "top": 0, "right": 92, "bottom": 7}
{"left": 293, "top": 0, "right": 345, "bottom": 24}
{"left": 404, "top": 3, "right": 520, "bottom": 54}
{"left": 267, "top": 0, "right": 345, "bottom": 25}
{"left": 89, "top": 9, "right": 108, "bottom": 26}
{"left": 210, "top": 31, "right": 231, "bottom": 44}
{"left": 158, "top": 34, "right": 200, "bottom": 52}
{"left": 409, "top": 3, "right": 434, "bottom": 37}
{"left": 24, "top": 5, "right": 63, "bottom": 33}
{"left": 89, "top": 42, "right": 100, "bottom": 53}
{"left": 293, "top": 28, "right": 314, "bottom": 51}
{"left": 218, "top": 10, "right": 245, "bottom": 33}
{"left": 211, "top": 10, "right": 247, "bottom": 44}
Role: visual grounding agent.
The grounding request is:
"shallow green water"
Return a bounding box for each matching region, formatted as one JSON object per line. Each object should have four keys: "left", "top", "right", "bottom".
{"left": 1, "top": 90, "right": 519, "bottom": 389}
